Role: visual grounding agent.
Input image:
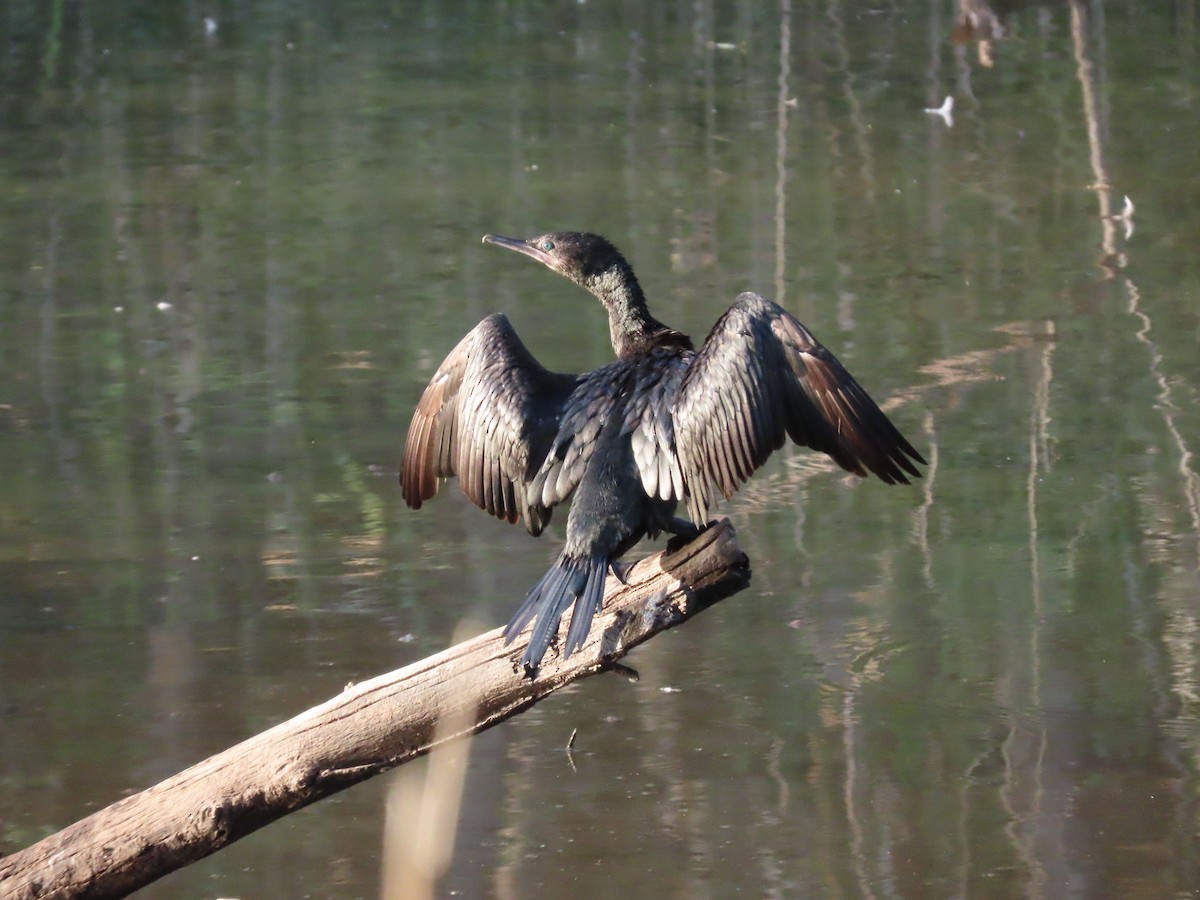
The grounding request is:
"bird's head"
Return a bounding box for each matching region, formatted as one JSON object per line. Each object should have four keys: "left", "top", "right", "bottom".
{"left": 482, "top": 231, "right": 639, "bottom": 305}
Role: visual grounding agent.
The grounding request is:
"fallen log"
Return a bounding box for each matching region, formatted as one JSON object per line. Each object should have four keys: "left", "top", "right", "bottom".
{"left": 0, "top": 520, "right": 748, "bottom": 900}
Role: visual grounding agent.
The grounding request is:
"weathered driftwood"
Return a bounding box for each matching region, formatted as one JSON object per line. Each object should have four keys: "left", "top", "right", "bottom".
{"left": 0, "top": 521, "right": 748, "bottom": 900}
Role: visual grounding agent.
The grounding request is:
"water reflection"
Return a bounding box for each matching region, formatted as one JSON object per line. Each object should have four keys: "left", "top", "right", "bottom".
{"left": 1, "top": 1, "right": 1199, "bottom": 897}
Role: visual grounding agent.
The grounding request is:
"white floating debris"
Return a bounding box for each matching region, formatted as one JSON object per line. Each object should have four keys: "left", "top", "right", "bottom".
{"left": 1103, "top": 194, "right": 1136, "bottom": 240}
{"left": 203, "top": 17, "right": 218, "bottom": 37}
{"left": 1119, "top": 195, "right": 1135, "bottom": 240}
{"left": 1113, "top": 194, "right": 1132, "bottom": 240}
{"left": 156, "top": 301, "right": 172, "bottom": 311}
{"left": 924, "top": 95, "right": 954, "bottom": 128}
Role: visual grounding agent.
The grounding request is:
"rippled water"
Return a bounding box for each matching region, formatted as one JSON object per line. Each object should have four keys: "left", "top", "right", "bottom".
{"left": 2, "top": 2, "right": 1199, "bottom": 897}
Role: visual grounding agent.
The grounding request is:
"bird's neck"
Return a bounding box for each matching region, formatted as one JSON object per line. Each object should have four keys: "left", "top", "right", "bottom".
{"left": 591, "top": 270, "right": 691, "bottom": 358}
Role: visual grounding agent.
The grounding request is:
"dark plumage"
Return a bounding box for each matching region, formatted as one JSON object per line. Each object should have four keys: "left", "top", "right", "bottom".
{"left": 402, "top": 231, "right": 925, "bottom": 672}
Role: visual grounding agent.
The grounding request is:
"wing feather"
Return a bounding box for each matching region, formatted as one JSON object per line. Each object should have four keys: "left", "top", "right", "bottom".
{"left": 531, "top": 363, "right": 629, "bottom": 509}
{"left": 401, "top": 314, "right": 576, "bottom": 535}
{"left": 621, "top": 352, "right": 688, "bottom": 504}
{"left": 675, "top": 292, "right": 925, "bottom": 523}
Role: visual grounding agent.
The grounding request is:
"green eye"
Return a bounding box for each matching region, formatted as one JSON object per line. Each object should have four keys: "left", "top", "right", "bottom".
{"left": 542, "top": 240, "right": 554, "bottom": 251}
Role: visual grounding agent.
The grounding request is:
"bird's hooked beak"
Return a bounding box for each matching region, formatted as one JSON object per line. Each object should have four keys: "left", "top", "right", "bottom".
{"left": 482, "top": 233, "right": 557, "bottom": 270}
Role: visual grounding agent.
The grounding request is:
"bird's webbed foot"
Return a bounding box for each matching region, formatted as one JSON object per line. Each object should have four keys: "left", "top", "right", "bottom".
{"left": 663, "top": 517, "right": 725, "bottom": 552}
{"left": 609, "top": 558, "right": 636, "bottom": 585}
{"left": 664, "top": 516, "right": 703, "bottom": 539}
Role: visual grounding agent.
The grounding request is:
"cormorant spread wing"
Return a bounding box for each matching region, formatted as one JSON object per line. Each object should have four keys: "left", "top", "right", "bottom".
{"left": 671, "top": 292, "right": 924, "bottom": 524}
{"left": 401, "top": 313, "right": 577, "bottom": 535}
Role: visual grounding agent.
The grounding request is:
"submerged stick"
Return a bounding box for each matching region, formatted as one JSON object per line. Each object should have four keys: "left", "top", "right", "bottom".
{"left": 0, "top": 521, "right": 748, "bottom": 900}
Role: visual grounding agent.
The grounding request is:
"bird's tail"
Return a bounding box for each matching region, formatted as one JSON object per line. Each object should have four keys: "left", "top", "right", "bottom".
{"left": 503, "top": 554, "right": 608, "bottom": 670}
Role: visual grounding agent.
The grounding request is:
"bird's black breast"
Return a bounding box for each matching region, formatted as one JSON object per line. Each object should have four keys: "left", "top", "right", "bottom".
{"left": 528, "top": 348, "right": 694, "bottom": 509}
